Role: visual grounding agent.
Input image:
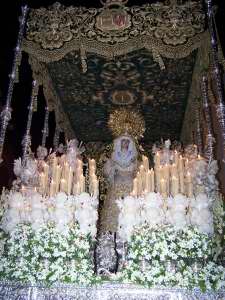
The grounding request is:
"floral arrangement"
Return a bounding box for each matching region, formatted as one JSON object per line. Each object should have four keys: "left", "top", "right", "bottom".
{"left": 120, "top": 225, "right": 225, "bottom": 291}
{"left": 0, "top": 190, "right": 99, "bottom": 285}
{"left": 1, "top": 191, "right": 98, "bottom": 237}
{"left": 0, "top": 223, "right": 99, "bottom": 285}
{"left": 117, "top": 192, "right": 215, "bottom": 242}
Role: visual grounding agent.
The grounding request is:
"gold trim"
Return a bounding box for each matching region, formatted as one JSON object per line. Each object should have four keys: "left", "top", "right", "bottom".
{"left": 22, "top": 32, "right": 208, "bottom": 62}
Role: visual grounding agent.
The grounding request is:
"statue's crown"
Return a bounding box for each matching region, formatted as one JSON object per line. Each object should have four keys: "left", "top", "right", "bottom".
{"left": 108, "top": 108, "right": 145, "bottom": 140}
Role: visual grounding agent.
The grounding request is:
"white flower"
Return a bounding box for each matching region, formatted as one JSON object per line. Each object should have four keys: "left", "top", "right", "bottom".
{"left": 144, "top": 192, "right": 163, "bottom": 208}
{"left": 54, "top": 192, "right": 67, "bottom": 208}
{"left": 8, "top": 192, "right": 24, "bottom": 209}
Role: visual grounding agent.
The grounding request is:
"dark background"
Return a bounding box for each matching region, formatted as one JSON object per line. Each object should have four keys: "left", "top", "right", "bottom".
{"left": 0, "top": 0, "right": 224, "bottom": 189}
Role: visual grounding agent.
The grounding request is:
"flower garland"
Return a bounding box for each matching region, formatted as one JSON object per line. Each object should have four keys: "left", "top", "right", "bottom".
{"left": 0, "top": 224, "right": 99, "bottom": 285}
{"left": 120, "top": 225, "right": 225, "bottom": 291}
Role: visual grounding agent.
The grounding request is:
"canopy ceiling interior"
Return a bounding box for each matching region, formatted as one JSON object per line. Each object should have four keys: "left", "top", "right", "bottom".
{"left": 22, "top": 0, "right": 214, "bottom": 145}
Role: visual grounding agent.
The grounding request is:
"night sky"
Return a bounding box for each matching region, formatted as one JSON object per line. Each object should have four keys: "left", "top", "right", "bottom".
{"left": 0, "top": 0, "right": 224, "bottom": 189}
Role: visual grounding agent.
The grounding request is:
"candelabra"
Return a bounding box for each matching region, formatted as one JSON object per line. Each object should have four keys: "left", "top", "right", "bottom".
{"left": 0, "top": 6, "right": 28, "bottom": 163}
{"left": 41, "top": 107, "right": 49, "bottom": 147}
{"left": 22, "top": 81, "right": 38, "bottom": 162}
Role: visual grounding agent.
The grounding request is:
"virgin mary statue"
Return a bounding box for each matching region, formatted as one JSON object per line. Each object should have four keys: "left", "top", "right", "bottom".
{"left": 101, "top": 134, "right": 138, "bottom": 232}
{"left": 97, "top": 109, "right": 145, "bottom": 274}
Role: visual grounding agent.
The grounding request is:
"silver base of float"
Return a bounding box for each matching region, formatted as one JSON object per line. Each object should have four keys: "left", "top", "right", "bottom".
{"left": 0, "top": 281, "right": 224, "bottom": 300}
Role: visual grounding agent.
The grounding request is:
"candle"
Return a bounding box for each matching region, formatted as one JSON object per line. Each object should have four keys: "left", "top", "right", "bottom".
{"left": 43, "top": 162, "right": 49, "bottom": 188}
{"left": 142, "top": 155, "right": 149, "bottom": 171}
{"left": 179, "top": 172, "right": 185, "bottom": 194}
{"left": 146, "top": 171, "right": 151, "bottom": 193}
{"left": 154, "top": 151, "right": 161, "bottom": 167}
{"left": 186, "top": 171, "right": 192, "bottom": 183}
{"left": 163, "top": 164, "right": 169, "bottom": 193}
{"left": 137, "top": 172, "right": 143, "bottom": 196}
{"left": 171, "top": 176, "right": 179, "bottom": 197}
{"left": 89, "top": 158, "right": 96, "bottom": 169}
{"left": 60, "top": 178, "right": 67, "bottom": 193}
{"left": 67, "top": 167, "right": 74, "bottom": 195}
{"left": 73, "top": 182, "right": 79, "bottom": 195}
{"left": 155, "top": 166, "right": 161, "bottom": 193}
{"left": 160, "top": 178, "right": 167, "bottom": 198}
{"left": 197, "top": 154, "right": 202, "bottom": 160}
{"left": 133, "top": 177, "right": 138, "bottom": 196}
{"left": 139, "top": 165, "right": 146, "bottom": 190}
{"left": 185, "top": 171, "right": 193, "bottom": 198}
{"left": 174, "top": 150, "right": 179, "bottom": 166}
{"left": 76, "top": 182, "right": 80, "bottom": 195}
{"left": 187, "top": 181, "right": 193, "bottom": 198}
{"left": 93, "top": 179, "right": 99, "bottom": 197}
{"left": 178, "top": 155, "right": 184, "bottom": 173}
{"left": 63, "top": 162, "right": 69, "bottom": 179}
{"left": 52, "top": 155, "right": 58, "bottom": 180}
{"left": 79, "top": 174, "right": 85, "bottom": 193}
{"left": 170, "top": 163, "right": 178, "bottom": 178}
{"left": 39, "top": 172, "right": 46, "bottom": 194}
{"left": 55, "top": 165, "right": 62, "bottom": 194}
{"left": 21, "top": 185, "right": 26, "bottom": 196}
{"left": 49, "top": 180, "right": 56, "bottom": 197}
{"left": 77, "top": 159, "right": 83, "bottom": 170}
{"left": 150, "top": 168, "right": 155, "bottom": 192}
{"left": 185, "top": 158, "right": 189, "bottom": 169}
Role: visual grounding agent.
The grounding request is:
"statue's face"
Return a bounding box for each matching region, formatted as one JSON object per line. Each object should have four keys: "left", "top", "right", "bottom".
{"left": 165, "top": 139, "right": 171, "bottom": 148}
{"left": 121, "top": 139, "right": 130, "bottom": 152}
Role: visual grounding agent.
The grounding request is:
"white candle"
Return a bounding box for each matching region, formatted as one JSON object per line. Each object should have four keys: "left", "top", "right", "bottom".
{"left": 155, "top": 166, "right": 161, "bottom": 193}
{"left": 67, "top": 167, "right": 74, "bottom": 195}
{"left": 150, "top": 168, "right": 155, "bottom": 192}
{"left": 52, "top": 155, "right": 58, "bottom": 181}
{"left": 160, "top": 178, "right": 167, "bottom": 198}
{"left": 55, "top": 165, "right": 62, "bottom": 194}
{"left": 133, "top": 177, "right": 138, "bottom": 196}
{"left": 139, "top": 165, "right": 146, "bottom": 191}
{"left": 185, "top": 158, "right": 189, "bottom": 170}
{"left": 142, "top": 155, "right": 149, "bottom": 171}
{"left": 185, "top": 171, "right": 193, "bottom": 198}
{"left": 171, "top": 176, "right": 179, "bottom": 197}
{"left": 21, "top": 185, "right": 26, "bottom": 196}
{"left": 60, "top": 178, "right": 67, "bottom": 193}
{"left": 79, "top": 174, "right": 85, "bottom": 193}
{"left": 174, "top": 150, "right": 179, "bottom": 166}
{"left": 39, "top": 172, "right": 46, "bottom": 194}
{"left": 170, "top": 163, "right": 178, "bottom": 178}
{"left": 179, "top": 172, "right": 185, "bottom": 194}
{"left": 154, "top": 151, "right": 161, "bottom": 167}
{"left": 49, "top": 180, "right": 56, "bottom": 197}
{"left": 43, "top": 162, "right": 49, "bottom": 188}
{"left": 178, "top": 155, "right": 184, "bottom": 173}
{"left": 63, "top": 162, "right": 69, "bottom": 179}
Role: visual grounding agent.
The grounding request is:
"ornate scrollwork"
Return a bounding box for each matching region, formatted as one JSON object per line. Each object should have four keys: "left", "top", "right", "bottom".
{"left": 25, "top": 1, "right": 205, "bottom": 51}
